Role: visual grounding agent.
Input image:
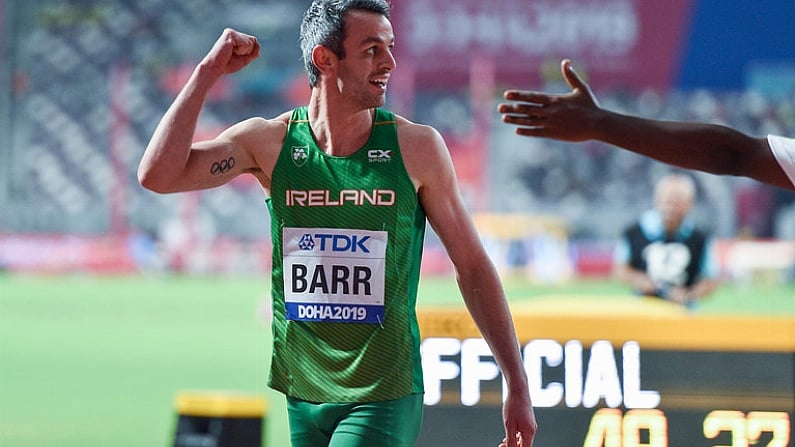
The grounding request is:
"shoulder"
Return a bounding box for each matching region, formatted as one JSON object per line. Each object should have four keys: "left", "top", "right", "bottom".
{"left": 214, "top": 112, "right": 292, "bottom": 187}
{"left": 622, "top": 221, "right": 647, "bottom": 245}
{"left": 394, "top": 114, "right": 444, "bottom": 148}
{"left": 393, "top": 114, "right": 451, "bottom": 187}
{"left": 222, "top": 112, "right": 290, "bottom": 158}
{"left": 227, "top": 112, "right": 290, "bottom": 141}
{"left": 393, "top": 114, "right": 448, "bottom": 163}
{"left": 623, "top": 221, "right": 642, "bottom": 234}
{"left": 624, "top": 223, "right": 644, "bottom": 238}
{"left": 690, "top": 227, "right": 710, "bottom": 243}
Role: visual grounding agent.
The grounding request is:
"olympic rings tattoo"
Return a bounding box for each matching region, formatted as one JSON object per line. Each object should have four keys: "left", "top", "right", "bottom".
{"left": 210, "top": 157, "right": 235, "bottom": 175}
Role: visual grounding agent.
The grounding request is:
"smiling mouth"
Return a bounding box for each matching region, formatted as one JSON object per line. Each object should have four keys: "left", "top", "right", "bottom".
{"left": 370, "top": 78, "right": 388, "bottom": 89}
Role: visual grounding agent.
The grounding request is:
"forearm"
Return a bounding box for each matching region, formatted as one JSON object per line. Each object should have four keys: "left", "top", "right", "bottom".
{"left": 457, "top": 264, "right": 528, "bottom": 390}
{"left": 138, "top": 63, "right": 222, "bottom": 192}
{"left": 613, "top": 265, "right": 656, "bottom": 295}
{"left": 594, "top": 110, "right": 754, "bottom": 176}
{"left": 687, "top": 279, "right": 718, "bottom": 301}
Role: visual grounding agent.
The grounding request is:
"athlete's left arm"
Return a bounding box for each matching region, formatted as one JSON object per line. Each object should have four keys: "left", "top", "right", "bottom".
{"left": 399, "top": 120, "right": 537, "bottom": 447}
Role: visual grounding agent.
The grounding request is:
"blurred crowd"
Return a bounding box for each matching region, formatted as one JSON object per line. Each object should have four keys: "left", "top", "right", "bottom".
{"left": 2, "top": 0, "right": 794, "bottom": 253}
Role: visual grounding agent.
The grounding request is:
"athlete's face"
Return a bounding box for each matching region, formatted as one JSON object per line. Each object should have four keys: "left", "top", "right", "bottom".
{"left": 336, "top": 10, "right": 396, "bottom": 109}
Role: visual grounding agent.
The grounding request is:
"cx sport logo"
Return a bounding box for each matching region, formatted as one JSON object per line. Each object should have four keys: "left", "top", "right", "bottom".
{"left": 367, "top": 149, "right": 392, "bottom": 163}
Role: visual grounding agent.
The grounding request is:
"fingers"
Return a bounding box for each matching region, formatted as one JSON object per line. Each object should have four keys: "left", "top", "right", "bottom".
{"left": 508, "top": 432, "right": 535, "bottom": 447}
{"left": 519, "top": 429, "right": 536, "bottom": 447}
{"left": 501, "top": 58, "right": 582, "bottom": 104}
{"left": 502, "top": 90, "right": 549, "bottom": 106}
{"left": 226, "top": 28, "right": 259, "bottom": 57}
{"left": 499, "top": 108, "right": 548, "bottom": 137}
{"left": 561, "top": 58, "right": 586, "bottom": 91}
{"left": 504, "top": 431, "right": 521, "bottom": 447}
{"left": 498, "top": 102, "right": 545, "bottom": 118}
{"left": 205, "top": 28, "right": 260, "bottom": 74}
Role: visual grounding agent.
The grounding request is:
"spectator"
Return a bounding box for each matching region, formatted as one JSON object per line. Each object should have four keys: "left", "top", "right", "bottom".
{"left": 613, "top": 173, "right": 719, "bottom": 309}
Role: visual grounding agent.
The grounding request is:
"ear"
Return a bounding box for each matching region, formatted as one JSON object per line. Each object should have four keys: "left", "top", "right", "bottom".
{"left": 311, "top": 45, "right": 336, "bottom": 78}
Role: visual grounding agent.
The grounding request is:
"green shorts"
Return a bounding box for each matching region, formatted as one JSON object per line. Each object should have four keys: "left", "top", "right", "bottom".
{"left": 286, "top": 394, "right": 424, "bottom": 447}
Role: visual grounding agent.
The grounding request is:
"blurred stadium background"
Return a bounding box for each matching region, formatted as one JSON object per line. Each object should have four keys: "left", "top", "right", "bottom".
{"left": 1, "top": 1, "right": 794, "bottom": 447}
{"left": 3, "top": 0, "right": 795, "bottom": 276}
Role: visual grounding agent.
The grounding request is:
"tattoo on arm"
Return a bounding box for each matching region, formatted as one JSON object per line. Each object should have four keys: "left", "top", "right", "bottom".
{"left": 210, "top": 157, "right": 235, "bottom": 175}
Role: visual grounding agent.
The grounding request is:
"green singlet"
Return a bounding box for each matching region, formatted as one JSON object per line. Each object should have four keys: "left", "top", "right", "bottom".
{"left": 267, "top": 107, "right": 427, "bottom": 405}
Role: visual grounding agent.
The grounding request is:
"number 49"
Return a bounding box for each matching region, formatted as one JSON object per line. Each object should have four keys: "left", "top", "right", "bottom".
{"left": 583, "top": 408, "right": 668, "bottom": 447}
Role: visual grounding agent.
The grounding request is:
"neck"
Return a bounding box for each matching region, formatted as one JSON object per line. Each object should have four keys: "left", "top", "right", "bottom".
{"left": 307, "top": 87, "right": 374, "bottom": 157}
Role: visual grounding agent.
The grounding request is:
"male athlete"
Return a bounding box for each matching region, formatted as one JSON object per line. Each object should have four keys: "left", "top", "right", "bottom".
{"left": 498, "top": 59, "right": 795, "bottom": 191}
{"left": 138, "top": 1, "right": 537, "bottom": 446}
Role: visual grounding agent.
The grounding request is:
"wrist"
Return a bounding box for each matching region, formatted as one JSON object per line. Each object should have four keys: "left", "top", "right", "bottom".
{"left": 592, "top": 109, "right": 621, "bottom": 141}
{"left": 503, "top": 366, "right": 530, "bottom": 392}
{"left": 193, "top": 63, "right": 225, "bottom": 87}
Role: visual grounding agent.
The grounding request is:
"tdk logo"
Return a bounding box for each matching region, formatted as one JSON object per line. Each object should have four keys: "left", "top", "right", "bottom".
{"left": 297, "top": 234, "right": 315, "bottom": 250}
{"left": 367, "top": 149, "right": 392, "bottom": 163}
{"left": 298, "top": 233, "right": 371, "bottom": 253}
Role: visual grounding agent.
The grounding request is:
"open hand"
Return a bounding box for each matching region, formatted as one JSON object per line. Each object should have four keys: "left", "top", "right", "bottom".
{"left": 498, "top": 59, "right": 601, "bottom": 142}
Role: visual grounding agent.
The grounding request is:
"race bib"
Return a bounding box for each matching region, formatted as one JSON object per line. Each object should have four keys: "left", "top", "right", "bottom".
{"left": 282, "top": 227, "right": 387, "bottom": 324}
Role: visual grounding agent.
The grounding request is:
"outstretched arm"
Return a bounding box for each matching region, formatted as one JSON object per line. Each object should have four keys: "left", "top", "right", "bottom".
{"left": 138, "top": 28, "right": 263, "bottom": 193}
{"left": 498, "top": 59, "right": 792, "bottom": 190}
{"left": 401, "top": 122, "right": 537, "bottom": 447}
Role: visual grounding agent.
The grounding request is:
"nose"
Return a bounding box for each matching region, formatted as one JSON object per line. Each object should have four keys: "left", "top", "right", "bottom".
{"left": 381, "top": 49, "right": 396, "bottom": 71}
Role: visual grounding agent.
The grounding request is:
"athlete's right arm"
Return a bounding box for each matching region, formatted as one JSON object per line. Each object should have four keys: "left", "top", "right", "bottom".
{"left": 138, "top": 28, "right": 277, "bottom": 193}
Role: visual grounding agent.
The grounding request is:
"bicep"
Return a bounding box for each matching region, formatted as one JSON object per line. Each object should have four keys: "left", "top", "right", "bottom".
{"left": 673, "top": 125, "right": 789, "bottom": 189}
{"left": 743, "top": 136, "right": 794, "bottom": 190}
{"left": 177, "top": 138, "right": 255, "bottom": 190}
{"left": 149, "top": 132, "right": 256, "bottom": 194}
{"left": 167, "top": 118, "right": 275, "bottom": 193}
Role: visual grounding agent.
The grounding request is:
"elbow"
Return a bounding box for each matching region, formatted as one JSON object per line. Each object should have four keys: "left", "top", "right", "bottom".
{"left": 137, "top": 166, "right": 171, "bottom": 194}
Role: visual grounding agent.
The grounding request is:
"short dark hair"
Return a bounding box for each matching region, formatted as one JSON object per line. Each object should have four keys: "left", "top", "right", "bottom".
{"left": 299, "top": 0, "right": 391, "bottom": 88}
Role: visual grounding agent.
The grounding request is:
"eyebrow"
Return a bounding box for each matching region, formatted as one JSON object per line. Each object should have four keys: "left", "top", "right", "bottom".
{"left": 359, "top": 35, "right": 394, "bottom": 47}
